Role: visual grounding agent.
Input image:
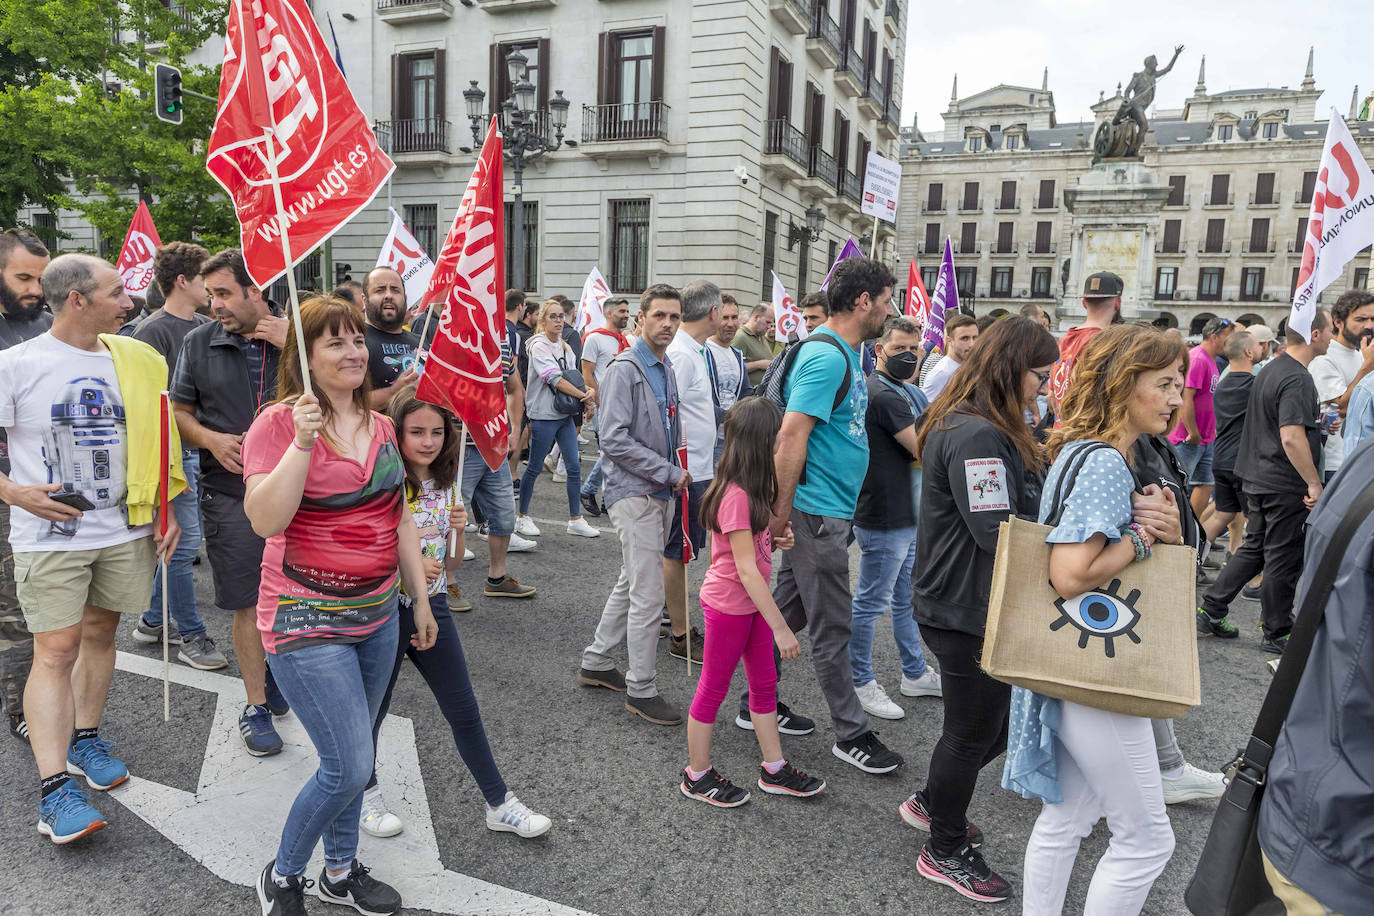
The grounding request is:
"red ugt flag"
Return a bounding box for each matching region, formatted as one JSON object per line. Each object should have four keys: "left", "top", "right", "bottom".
{"left": 206, "top": 0, "right": 394, "bottom": 288}
{"left": 415, "top": 120, "right": 511, "bottom": 471}
{"left": 116, "top": 201, "right": 162, "bottom": 298}
{"left": 905, "top": 258, "right": 931, "bottom": 331}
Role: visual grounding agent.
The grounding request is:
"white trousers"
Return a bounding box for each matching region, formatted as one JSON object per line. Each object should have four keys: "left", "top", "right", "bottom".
{"left": 1021, "top": 701, "right": 1175, "bottom": 915}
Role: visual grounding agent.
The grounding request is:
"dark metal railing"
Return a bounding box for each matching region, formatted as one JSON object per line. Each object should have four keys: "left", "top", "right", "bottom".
{"left": 808, "top": 7, "right": 842, "bottom": 59}
{"left": 808, "top": 145, "right": 838, "bottom": 187}
{"left": 840, "top": 168, "right": 861, "bottom": 201}
{"left": 375, "top": 118, "right": 451, "bottom": 154}
{"left": 764, "top": 119, "right": 809, "bottom": 169}
{"left": 841, "top": 46, "right": 866, "bottom": 85}
{"left": 581, "top": 101, "right": 669, "bottom": 142}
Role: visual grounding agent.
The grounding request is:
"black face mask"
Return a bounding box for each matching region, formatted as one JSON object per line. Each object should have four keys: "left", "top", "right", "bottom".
{"left": 884, "top": 350, "right": 921, "bottom": 381}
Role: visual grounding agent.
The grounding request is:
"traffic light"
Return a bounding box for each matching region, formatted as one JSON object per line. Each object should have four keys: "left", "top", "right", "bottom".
{"left": 154, "top": 63, "right": 183, "bottom": 125}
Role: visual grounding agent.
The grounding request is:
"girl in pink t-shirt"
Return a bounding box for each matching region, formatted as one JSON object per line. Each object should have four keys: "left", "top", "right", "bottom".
{"left": 681, "top": 398, "right": 827, "bottom": 807}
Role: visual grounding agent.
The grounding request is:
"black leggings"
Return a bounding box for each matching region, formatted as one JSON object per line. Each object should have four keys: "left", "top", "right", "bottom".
{"left": 920, "top": 625, "right": 1011, "bottom": 856}
{"left": 368, "top": 593, "right": 508, "bottom": 806}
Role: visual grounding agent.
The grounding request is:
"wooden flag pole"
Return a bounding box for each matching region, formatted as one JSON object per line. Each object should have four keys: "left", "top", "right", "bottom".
{"left": 262, "top": 127, "right": 312, "bottom": 396}
{"left": 449, "top": 424, "right": 467, "bottom": 559}
{"left": 158, "top": 391, "right": 172, "bottom": 722}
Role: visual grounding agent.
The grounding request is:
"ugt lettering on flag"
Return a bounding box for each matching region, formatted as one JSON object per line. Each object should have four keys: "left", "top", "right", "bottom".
{"left": 1290, "top": 110, "right": 1374, "bottom": 341}
{"left": 415, "top": 119, "right": 511, "bottom": 472}
{"left": 206, "top": 0, "right": 394, "bottom": 288}
{"left": 116, "top": 201, "right": 162, "bottom": 299}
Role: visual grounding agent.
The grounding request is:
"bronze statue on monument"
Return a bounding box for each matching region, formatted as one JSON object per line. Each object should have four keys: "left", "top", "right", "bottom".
{"left": 1093, "top": 45, "right": 1184, "bottom": 162}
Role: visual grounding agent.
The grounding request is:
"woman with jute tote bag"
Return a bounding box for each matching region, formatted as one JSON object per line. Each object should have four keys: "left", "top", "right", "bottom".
{"left": 994, "top": 325, "right": 1197, "bottom": 916}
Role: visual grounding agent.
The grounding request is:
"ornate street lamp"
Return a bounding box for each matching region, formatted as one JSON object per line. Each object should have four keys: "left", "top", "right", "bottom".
{"left": 787, "top": 205, "right": 825, "bottom": 250}
{"left": 462, "top": 51, "right": 570, "bottom": 295}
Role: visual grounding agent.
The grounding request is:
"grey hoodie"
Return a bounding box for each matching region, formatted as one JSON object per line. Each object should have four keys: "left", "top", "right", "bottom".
{"left": 598, "top": 346, "right": 685, "bottom": 508}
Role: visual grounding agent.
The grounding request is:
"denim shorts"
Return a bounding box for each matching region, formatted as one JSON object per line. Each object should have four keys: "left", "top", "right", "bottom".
{"left": 462, "top": 444, "right": 515, "bottom": 536}
{"left": 663, "top": 480, "right": 709, "bottom": 560}
{"left": 1173, "top": 440, "right": 1215, "bottom": 487}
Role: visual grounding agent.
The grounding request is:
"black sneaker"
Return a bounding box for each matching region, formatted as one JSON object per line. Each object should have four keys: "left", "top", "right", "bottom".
{"left": 1260, "top": 633, "right": 1289, "bottom": 655}
{"left": 757, "top": 762, "right": 826, "bottom": 797}
{"left": 915, "top": 841, "right": 1012, "bottom": 903}
{"left": 264, "top": 667, "right": 290, "bottom": 717}
{"left": 625, "top": 694, "right": 683, "bottom": 726}
{"left": 8, "top": 713, "right": 28, "bottom": 744}
{"left": 680, "top": 767, "right": 750, "bottom": 807}
{"left": 257, "top": 863, "right": 313, "bottom": 916}
{"left": 577, "top": 667, "right": 626, "bottom": 692}
{"left": 832, "top": 730, "right": 903, "bottom": 774}
{"left": 580, "top": 493, "right": 602, "bottom": 517}
{"left": 1197, "top": 608, "right": 1239, "bottom": 639}
{"left": 316, "top": 860, "right": 401, "bottom": 915}
{"left": 1241, "top": 584, "right": 1262, "bottom": 600}
{"left": 734, "top": 701, "right": 816, "bottom": 736}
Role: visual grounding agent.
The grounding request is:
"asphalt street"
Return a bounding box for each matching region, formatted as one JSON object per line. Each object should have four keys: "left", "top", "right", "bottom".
{"left": 0, "top": 449, "right": 1274, "bottom": 916}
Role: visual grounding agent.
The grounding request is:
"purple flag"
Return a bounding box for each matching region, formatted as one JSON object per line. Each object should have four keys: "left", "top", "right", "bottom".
{"left": 819, "top": 237, "right": 865, "bottom": 290}
{"left": 923, "top": 237, "right": 959, "bottom": 352}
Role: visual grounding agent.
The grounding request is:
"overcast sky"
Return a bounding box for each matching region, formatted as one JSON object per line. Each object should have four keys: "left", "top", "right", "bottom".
{"left": 900, "top": 0, "right": 1373, "bottom": 134}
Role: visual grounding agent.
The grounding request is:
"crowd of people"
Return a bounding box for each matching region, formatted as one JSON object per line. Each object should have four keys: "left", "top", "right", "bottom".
{"left": 1, "top": 222, "right": 1370, "bottom": 916}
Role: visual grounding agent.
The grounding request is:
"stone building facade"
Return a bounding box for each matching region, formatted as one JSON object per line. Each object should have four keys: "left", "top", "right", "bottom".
{"left": 896, "top": 53, "right": 1374, "bottom": 333}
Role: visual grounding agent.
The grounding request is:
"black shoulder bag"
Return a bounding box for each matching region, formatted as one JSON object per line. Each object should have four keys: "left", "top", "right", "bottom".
{"left": 1184, "top": 474, "right": 1374, "bottom": 915}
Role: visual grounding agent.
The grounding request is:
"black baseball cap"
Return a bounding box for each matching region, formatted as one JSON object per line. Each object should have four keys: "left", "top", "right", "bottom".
{"left": 1083, "top": 271, "right": 1124, "bottom": 298}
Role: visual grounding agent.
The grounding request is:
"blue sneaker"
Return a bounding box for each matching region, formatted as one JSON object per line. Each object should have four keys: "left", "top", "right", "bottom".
{"left": 264, "top": 667, "right": 290, "bottom": 718}
{"left": 239, "top": 704, "right": 283, "bottom": 757}
{"left": 67, "top": 736, "right": 129, "bottom": 790}
{"left": 37, "top": 781, "right": 107, "bottom": 844}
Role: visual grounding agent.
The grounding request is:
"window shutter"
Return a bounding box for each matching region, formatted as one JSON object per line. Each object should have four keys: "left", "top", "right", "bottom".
{"left": 1255, "top": 171, "right": 1274, "bottom": 204}
{"left": 1296, "top": 217, "right": 1308, "bottom": 249}
{"left": 1163, "top": 219, "right": 1180, "bottom": 251}
{"left": 768, "top": 47, "right": 780, "bottom": 122}
{"left": 650, "top": 26, "right": 665, "bottom": 102}
{"left": 780, "top": 59, "right": 792, "bottom": 122}
{"left": 489, "top": 44, "right": 501, "bottom": 114}
{"left": 434, "top": 50, "right": 446, "bottom": 122}
{"left": 533, "top": 38, "right": 549, "bottom": 111}
{"left": 1250, "top": 218, "right": 1269, "bottom": 251}
{"left": 391, "top": 54, "right": 401, "bottom": 120}
{"left": 1211, "top": 173, "right": 1229, "bottom": 203}
{"left": 596, "top": 32, "right": 610, "bottom": 106}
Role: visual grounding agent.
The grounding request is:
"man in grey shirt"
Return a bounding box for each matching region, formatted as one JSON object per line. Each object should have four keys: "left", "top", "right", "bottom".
{"left": 579, "top": 298, "right": 630, "bottom": 516}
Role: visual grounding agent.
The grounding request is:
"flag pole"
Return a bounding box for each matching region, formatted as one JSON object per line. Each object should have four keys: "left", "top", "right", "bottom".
{"left": 158, "top": 392, "right": 172, "bottom": 722}
{"left": 449, "top": 424, "right": 467, "bottom": 559}
{"left": 262, "top": 127, "right": 312, "bottom": 396}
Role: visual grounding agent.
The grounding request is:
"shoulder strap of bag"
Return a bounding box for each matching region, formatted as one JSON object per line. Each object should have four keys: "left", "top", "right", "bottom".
{"left": 1044, "top": 441, "right": 1125, "bottom": 527}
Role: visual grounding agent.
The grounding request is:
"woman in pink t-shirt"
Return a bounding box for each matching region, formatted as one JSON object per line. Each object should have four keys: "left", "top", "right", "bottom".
{"left": 680, "top": 398, "right": 828, "bottom": 808}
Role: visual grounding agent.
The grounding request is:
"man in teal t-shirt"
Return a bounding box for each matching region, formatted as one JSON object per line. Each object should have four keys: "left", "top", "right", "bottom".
{"left": 737, "top": 257, "right": 905, "bottom": 776}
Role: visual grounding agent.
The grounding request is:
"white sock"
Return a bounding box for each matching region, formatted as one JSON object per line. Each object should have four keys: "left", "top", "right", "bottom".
{"left": 271, "top": 867, "right": 293, "bottom": 887}
{"left": 1161, "top": 764, "right": 1185, "bottom": 780}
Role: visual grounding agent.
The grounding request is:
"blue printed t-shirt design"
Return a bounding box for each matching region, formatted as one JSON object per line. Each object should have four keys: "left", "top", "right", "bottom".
{"left": 783, "top": 327, "right": 869, "bottom": 519}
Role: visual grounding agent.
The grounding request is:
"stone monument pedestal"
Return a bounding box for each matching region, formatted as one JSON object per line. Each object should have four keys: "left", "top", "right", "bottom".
{"left": 1059, "top": 160, "right": 1171, "bottom": 325}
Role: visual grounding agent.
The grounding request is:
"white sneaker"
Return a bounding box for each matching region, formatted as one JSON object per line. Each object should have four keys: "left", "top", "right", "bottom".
{"left": 1162, "top": 763, "right": 1227, "bottom": 804}
{"left": 486, "top": 793, "right": 551, "bottom": 839}
{"left": 567, "top": 518, "right": 600, "bottom": 538}
{"left": 464, "top": 519, "right": 478, "bottom": 533}
{"left": 854, "top": 679, "right": 905, "bottom": 720}
{"left": 900, "top": 667, "right": 943, "bottom": 698}
{"left": 543, "top": 455, "right": 558, "bottom": 474}
{"left": 359, "top": 785, "right": 403, "bottom": 837}
{"left": 507, "top": 532, "right": 538, "bottom": 552}
{"left": 552, "top": 471, "right": 567, "bottom": 483}
{"left": 515, "top": 516, "right": 541, "bottom": 537}
{"left": 463, "top": 548, "right": 475, "bottom": 561}
{"left": 578, "top": 433, "right": 590, "bottom": 444}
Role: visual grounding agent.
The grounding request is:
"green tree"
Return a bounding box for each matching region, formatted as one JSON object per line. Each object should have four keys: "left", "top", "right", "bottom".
{"left": 0, "top": 0, "right": 236, "bottom": 251}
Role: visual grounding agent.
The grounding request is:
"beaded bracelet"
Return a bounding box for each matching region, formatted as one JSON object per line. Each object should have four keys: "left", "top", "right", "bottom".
{"left": 1125, "top": 522, "right": 1153, "bottom": 562}
{"left": 291, "top": 439, "right": 314, "bottom": 453}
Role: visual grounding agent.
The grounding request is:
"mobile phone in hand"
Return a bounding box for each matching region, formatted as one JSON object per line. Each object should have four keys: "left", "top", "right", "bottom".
{"left": 50, "top": 491, "right": 96, "bottom": 511}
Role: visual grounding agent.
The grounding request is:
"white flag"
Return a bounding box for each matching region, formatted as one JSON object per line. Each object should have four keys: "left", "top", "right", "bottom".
{"left": 1291, "top": 110, "right": 1374, "bottom": 341}
{"left": 376, "top": 208, "right": 435, "bottom": 312}
{"left": 576, "top": 266, "right": 612, "bottom": 334}
{"left": 772, "top": 271, "right": 807, "bottom": 342}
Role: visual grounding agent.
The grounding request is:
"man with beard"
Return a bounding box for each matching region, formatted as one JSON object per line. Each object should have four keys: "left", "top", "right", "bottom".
{"left": 171, "top": 248, "right": 290, "bottom": 757}
{"left": 735, "top": 257, "right": 905, "bottom": 776}
{"left": 1307, "top": 289, "right": 1374, "bottom": 480}
{"left": 579, "top": 297, "right": 631, "bottom": 516}
{"left": 363, "top": 266, "right": 420, "bottom": 409}
{"left": 704, "top": 294, "right": 751, "bottom": 466}
{"left": 0, "top": 229, "right": 51, "bottom": 743}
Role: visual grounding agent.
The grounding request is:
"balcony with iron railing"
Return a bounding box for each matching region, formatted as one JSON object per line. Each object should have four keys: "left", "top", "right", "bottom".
{"left": 957, "top": 241, "right": 983, "bottom": 255}
{"left": 1197, "top": 241, "right": 1233, "bottom": 255}
{"left": 884, "top": 0, "right": 901, "bottom": 39}
{"left": 1162, "top": 192, "right": 1191, "bottom": 208}
{"left": 994, "top": 196, "right": 1020, "bottom": 213}
{"left": 1249, "top": 191, "right": 1280, "bottom": 207}
{"left": 921, "top": 201, "right": 946, "bottom": 214}
{"left": 958, "top": 197, "right": 982, "bottom": 213}
{"left": 838, "top": 168, "right": 862, "bottom": 209}
{"left": 879, "top": 93, "right": 901, "bottom": 139}
{"left": 859, "top": 72, "right": 885, "bottom": 119}
{"left": 1028, "top": 242, "right": 1057, "bottom": 256}
{"left": 1155, "top": 240, "right": 1188, "bottom": 254}
{"left": 835, "top": 46, "right": 866, "bottom": 98}
{"left": 581, "top": 101, "right": 670, "bottom": 146}
{"left": 763, "top": 119, "right": 809, "bottom": 181}
{"left": 1242, "top": 239, "right": 1277, "bottom": 254}
{"left": 800, "top": 145, "right": 839, "bottom": 198}
{"left": 991, "top": 241, "right": 1019, "bottom": 256}
{"left": 805, "top": 7, "right": 842, "bottom": 69}
{"left": 377, "top": 0, "right": 455, "bottom": 23}
{"left": 374, "top": 118, "right": 452, "bottom": 160}
{"left": 1203, "top": 192, "right": 1234, "bottom": 208}
{"left": 769, "top": 0, "right": 813, "bottom": 34}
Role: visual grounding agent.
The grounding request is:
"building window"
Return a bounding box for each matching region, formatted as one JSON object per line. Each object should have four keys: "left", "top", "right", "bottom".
{"left": 1031, "top": 266, "right": 1051, "bottom": 298}
{"left": 1034, "top": 221, "right": 1051, "bottom": 253}
{"left": 927, "top": 182, "right": 943, "bottom": 211}
{"left": 1249, "top": 218, "right": 1270, "bottom": 253}
{"left": 968, "top": 135, "right": 982, "bottom": 152}
{"left": 98, "top": 234, "right": 114, "bottom": 260}
{"left": 615, "top": 32, "right": 654, "bottom": 117}
{"left": 924, "top": 223, "right": 940, "bottom": 253}
{"left": 797, "top": 232, "right": 810, "bottom": 297}
{"left": 996, "top": 222, "right": 1013, "bottom": 253}
{"left": 1295, "top": 216, "right": 1309, "bottom": 252}
{"left": 961, "top": 181, "right": 979, "bottom": 210}
{"left": 492, "top": 40, "right": 545, "bottom": 114}
{"left": 1291, "top": 266, "right": 1301, "bottom": 297}
{"left": 833, "top": 112, "right": 850, "bottom": 172}
{"left": 502, "top": 201, "right": 538, "bottom": 292}
{"left": 594, "top": 27, "right": 665, "bottom": 135}
{"left": 1006, "top": 134, "right": 1020, "bottom": 150}
{"left": 762, "top": 211, "right": 778, "bottom": 300}
{"left": 990, "top": 266, "right": 1012, "bottom": 297}
{"left": 1241, "top": 267, "right": 1265, "bottom": 301}
{"left": 1355, "top": 267, "right": 1370, "bottom": 290}
{"left": 959, "top": 222, "right": 976, "bottom": 254}
{"left": 767, "top": 47, "right": 793, "bottom": 124}
{"left": 1209, "top": 174, "right": 1230, "bottom": 205}
{"left": 1156, "top": 266, "right": 1177, "bottom": 299}
{"left": 1254, "top": 172, "right": 1275, "bottom": 205}
{"left": 1299, "top": 170, "right": 1317, "bottom": 204}
{"left": 403, "top": 204, "right": 438, "bottom": 259}
{"left": 827, "top": 239, "right": 838, "bottom": 272}
{"left": 31, "top": 212, "right": 57, "bottom": 252}
{"left": 998, "top": 180, "right": 1016, "bottom": 210}
{"left": 1166, "top": 175, "right": 1186, "bottom": 206}
{"left": 1162, "top": 219, "right": 1181, "bottom": 253}
{"left": 1205, "top": 218, "right": 1226, "bottom": 253}
{"left": 391, "top": 51, "right": 447, "bottom": 153}
{"left": 1217, "top": 124, "right": 1233, "bottom": 140}
{"left": 956, "top": 266, "right": 977, "bottom": 299}
{"left": 609, "top": 199, "right": 650, "bottom": 294}
{"left": 921, "top": 266, "right": 938, "bottom": 292}
{"left": 1037, "top": 179, "right": 1056, "bottom": 209}
{"left": 1198, "top": 267, "right": 1223, "bottom": 301}
{"left": 1262, "top": 121, "right": 1279, "bottom": 139}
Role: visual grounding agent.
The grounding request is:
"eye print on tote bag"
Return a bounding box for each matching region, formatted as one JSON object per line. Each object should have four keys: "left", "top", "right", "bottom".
{"left": 1050, "top": 579, "right": 1142, "bottom": 658}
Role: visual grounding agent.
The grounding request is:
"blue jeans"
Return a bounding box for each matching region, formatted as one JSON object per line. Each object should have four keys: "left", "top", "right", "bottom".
{"left": 520, "top": 417, "right": 581, "bottom": 517}
{"left": 581, "top": 416, "right": 603, "bottom": 497}
{"left": 850, "top": 524, "right": 928, "bottom": 686}
{"left": 141, "top": 450, "right": 205, "bottom": 639}
{"left": 267, "top": 608, "right": 399, "bottom": 876}
{"left": 1173, "top": 440, "right": 1215, "bottom": 488}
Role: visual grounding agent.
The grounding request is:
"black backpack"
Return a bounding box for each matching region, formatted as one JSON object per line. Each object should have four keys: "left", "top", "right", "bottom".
{"left": 758, "top": 334, "right": 851, "bottom": 415}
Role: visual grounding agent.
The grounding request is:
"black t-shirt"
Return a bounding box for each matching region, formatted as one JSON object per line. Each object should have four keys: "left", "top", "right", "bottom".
{"left": 1236, "top": 354, "right": 1320, "bottom": 495}
{"left": 855, "top": 373, "right": 925, "bottom": 530}
{"left": 132, "top": 308, "right": 211, "bottom": 387}
{"left": 1212, "top": 371, "right": 1255, "bottom": 473}
{"left": 0, "top": 309, "right": 53, "bottom": 475}
{"left": 365, "top": 325, "right": 420, "bottom": 390}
